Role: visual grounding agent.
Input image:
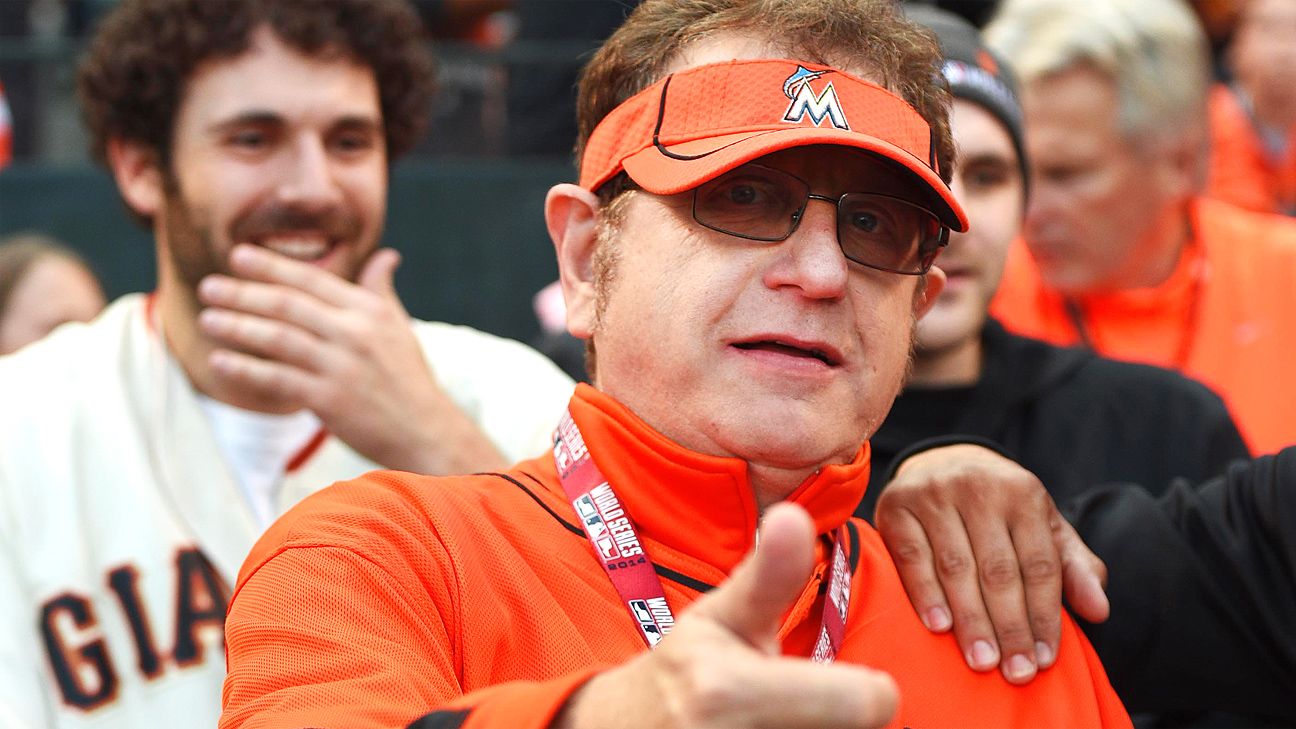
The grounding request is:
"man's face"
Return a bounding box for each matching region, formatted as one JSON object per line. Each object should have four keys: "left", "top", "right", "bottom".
{"left": 160, "top": 26, "right": 387, "bottom": 292}
{"left": 917, "top": 99, "right": 1023, "bottom": 355}
{"left": 1230, "top": 0, "right": 1296, "bottom": 120}
{"left": 589, "top": 145, "right": 942, "bottom": 473}
{"left": 1020, "top": 66, "right": 1180, "bottom": 293}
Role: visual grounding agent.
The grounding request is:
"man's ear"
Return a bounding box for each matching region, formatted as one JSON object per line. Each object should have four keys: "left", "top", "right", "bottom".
{"left": 545, "top": 183, "right": 602, "bottom": 339}
{"left": 107, "top": 138, "right": 164, "bottom": 219}
{"left": 913, "top": 264, "right": 947, "bottom": 320}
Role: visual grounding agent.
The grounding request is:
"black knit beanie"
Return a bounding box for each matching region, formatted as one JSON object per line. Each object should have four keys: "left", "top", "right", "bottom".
{"left": 905, "top": 4, "right": 1031, "bottom": 194}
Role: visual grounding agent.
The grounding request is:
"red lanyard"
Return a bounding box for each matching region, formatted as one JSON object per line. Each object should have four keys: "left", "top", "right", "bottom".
{"left": 553, "top": 409, "right": 851, "bottom": 662}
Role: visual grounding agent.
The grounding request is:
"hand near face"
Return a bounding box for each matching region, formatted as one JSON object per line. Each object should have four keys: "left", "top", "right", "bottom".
{"left": 556, "top": 503, "right": 899, "bottom": 729}
{"left": 196, "top": 244, "right": 507, "bottom": 474}
{"left": 874, "top": 444, "right": 1110, "bottom": 684}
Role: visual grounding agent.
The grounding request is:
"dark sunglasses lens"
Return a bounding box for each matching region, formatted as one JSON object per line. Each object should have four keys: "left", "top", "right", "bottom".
{"left": 694, "top": 165, "right": 808, "bottom": 241}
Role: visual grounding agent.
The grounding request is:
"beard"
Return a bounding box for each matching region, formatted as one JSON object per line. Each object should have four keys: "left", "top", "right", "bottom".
{"left": 160, "top": 181, "right": 369, "bottom": 296}
{"left": 162, "top": 191, "right": 229, "bottom": 295}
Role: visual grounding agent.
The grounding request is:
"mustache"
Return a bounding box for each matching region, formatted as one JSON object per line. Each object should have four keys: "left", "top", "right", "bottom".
{"left": 230, "top": 205, "right": 362, "bottom": 242}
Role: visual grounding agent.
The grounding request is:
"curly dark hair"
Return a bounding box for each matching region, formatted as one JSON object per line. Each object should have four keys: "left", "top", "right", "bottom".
{"left": 77, "top": 0, "right": 437, "bottom": 170}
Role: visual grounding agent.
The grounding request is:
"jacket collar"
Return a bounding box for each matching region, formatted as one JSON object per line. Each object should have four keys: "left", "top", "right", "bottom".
{"left": 558, "top": 383, "right": 870, "bottom": 576}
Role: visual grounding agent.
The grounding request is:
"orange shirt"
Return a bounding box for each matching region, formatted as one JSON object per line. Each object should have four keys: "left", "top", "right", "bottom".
{"left": 220, "top": 384, "right": 1129, "bottom": 729}
{"left": 1207, "top": 84, "right": 1296, "bottom": 217}
{"left": 991, "top": 197, "right": 1296, "bottom": 454}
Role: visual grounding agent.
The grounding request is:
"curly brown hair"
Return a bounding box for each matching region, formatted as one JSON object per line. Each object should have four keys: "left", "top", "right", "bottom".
{"left": 77, "top": 0, "right": 437, "bottom": 170}
{"left": 576, "top": 0, "right": 954, "bottom": 185}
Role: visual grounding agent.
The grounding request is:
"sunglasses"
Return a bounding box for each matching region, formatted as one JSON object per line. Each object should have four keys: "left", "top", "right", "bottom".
{"left": 691, "top": 162, "right": 948, "bottom": 275}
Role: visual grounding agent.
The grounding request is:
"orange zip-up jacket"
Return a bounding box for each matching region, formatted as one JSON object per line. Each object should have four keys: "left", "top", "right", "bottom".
{"left": 991, "top": 197, "right": 1296, "bottom": 454}
{"left": 220, "top": 385, "right": 1130, "bottom": 729}
{"left": 1207, "top": 84, "right": 1296, "bottom": 217}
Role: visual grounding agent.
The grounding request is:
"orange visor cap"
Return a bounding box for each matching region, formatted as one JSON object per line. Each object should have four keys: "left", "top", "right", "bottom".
{"left": 579, "top": 58, "right": 969, "bottom": 233}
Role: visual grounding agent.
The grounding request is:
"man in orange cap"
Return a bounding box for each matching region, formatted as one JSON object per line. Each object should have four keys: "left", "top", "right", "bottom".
{"left": 219, "top": 2, "right": 1130, "bottom": 728}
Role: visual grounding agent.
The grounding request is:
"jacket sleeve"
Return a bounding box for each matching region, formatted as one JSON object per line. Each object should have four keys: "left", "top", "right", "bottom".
{"left": 1063, "top": 447, "right": 1296, "bottom": 719}
{"left": 219, "top": 543, "right": 601, "bottom": 729}
{"left": 1192, "top": 381, "right": 1252, "bottom": 477}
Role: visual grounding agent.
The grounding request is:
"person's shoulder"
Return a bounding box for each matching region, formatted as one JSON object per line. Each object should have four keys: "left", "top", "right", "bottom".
{"left": 0, "top": 294, "right": 137, "bottom": 376}
{"left": 240, "top": 455, "right": 564, "bottom": 577}
{"left": 1197, "top": 197, "right": 1296, "bottom": 253}
{"left": 1072, "top": 352, "right": 1230, "bottom": 411}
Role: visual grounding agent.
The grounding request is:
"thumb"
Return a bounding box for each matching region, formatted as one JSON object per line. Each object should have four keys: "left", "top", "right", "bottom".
{"left": 690, "top": 502, "right": 818, "bottom": 653}
{"left": 1057, "top": 521, "right": 1110, "bottom": 623}
{"left": 359, "top": 248, "right": 401, "bottom": 298}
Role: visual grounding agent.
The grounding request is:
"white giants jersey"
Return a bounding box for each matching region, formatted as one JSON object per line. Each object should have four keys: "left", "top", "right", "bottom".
{"left": 0, "top": 294, "right": 574, "bottom": 727}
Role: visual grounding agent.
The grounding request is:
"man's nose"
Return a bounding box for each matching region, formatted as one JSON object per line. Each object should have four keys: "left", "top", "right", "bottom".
{"left": 275, "top": 136, "right": 344, "bottom": 209}
{"left": 763, "top": 197, "right": 849, "bottom": 299}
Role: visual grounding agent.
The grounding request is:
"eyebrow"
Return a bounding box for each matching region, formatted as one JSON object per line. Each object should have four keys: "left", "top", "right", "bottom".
{"left": 206, "top": 111, "right": 381, "bottom": 134}
{"left": 958, "top": 151, "right": 1014, "bottom": 167}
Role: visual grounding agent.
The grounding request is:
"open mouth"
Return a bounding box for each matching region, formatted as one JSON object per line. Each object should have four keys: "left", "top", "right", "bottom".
{"left": 732, "top": 340, "right": 840, "bottom": 366}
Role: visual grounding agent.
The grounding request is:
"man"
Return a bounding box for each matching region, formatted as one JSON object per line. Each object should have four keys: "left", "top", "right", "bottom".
{"left": 0, "top": 1, "right": 573, "bottom": 726}
{"left": 984, "top": 0, "right": 1296, "bottom": 454}
{"left": 219, "top": 2, "right": 1130, "bottom": 728}
{"left": 864, "top": 4, "right": 1248, "bottom": 515}
{"left": 857, "top": 2, "right": 1249, "bottom": 681}
{"left": 1207, "top": 0, "right": 1296, "bottom": 217}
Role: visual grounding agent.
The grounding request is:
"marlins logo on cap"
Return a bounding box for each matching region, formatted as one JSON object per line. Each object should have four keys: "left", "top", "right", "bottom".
{"left": 782, "top": 66, "right": 850, "bottom": 130}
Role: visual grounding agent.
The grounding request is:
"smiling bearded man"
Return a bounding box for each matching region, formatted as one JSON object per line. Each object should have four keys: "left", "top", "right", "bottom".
{"left": 0, "top": 1, "right": 574, "bottom": 726}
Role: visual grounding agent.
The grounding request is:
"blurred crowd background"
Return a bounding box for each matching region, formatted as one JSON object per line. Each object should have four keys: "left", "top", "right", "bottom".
{"left": 0, "top": 0, "right": 1275, "bottom": 346}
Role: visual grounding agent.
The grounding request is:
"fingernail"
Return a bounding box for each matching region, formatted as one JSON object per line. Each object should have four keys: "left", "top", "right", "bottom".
{"left": 923, "top": 606, "right": 952, "bottom": 632}
{"left": 1035, "top": 641, "right": 1054, "bottom": 668}
{"left": 1003, "top": 654, "right": 1036, "bottom": 683}
{"left": 968, "top": 640, "right": 998, "bottom": 671}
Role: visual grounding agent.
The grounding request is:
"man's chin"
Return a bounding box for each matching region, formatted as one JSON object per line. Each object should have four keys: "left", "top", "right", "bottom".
{"left": 715, "top": 405, "right": 859, "bottom": 461}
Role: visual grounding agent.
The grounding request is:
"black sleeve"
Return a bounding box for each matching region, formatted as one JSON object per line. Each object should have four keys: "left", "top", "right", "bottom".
{"left": 1197, "top": 386, "right": 1252, "bottom": 478}
{"left": 1064, "top": 448, "right": 1296, "bottom": 719}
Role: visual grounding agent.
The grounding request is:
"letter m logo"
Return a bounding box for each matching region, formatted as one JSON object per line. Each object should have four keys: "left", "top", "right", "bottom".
{"left": 783, "top": 80, "right": 849, "bottom": 130}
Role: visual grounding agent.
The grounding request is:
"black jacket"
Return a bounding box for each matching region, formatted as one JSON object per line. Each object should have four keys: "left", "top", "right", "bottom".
{"left": 1067, "top": 449, "right": 1296, "bottom": 722}
{"left": 859, "top": 319, "right": 1250, "bottom": 518}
